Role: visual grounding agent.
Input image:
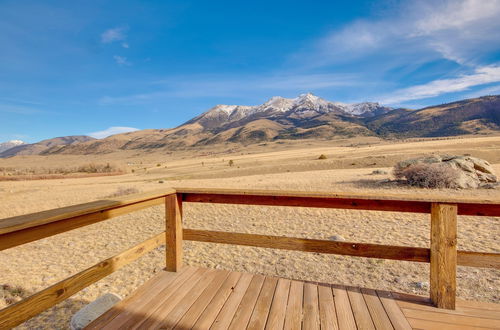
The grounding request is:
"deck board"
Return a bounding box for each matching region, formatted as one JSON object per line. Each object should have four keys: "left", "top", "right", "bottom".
{"left": 318, "top": 283, "right": 339, "bottom": 330}
{"left": 247, "top": 276, "right": 278, "bottom": 330}
{"left": 283, "top": 280, "right": 303, "bottom": 330}
{"left": 265, "top": 278, "right": 291, "bottom": 330}
{"left": 86, "top": 267, "right": 500, "bottom": 329}
{"left": 228, "top": 274, "right": 265, "bottom": 330}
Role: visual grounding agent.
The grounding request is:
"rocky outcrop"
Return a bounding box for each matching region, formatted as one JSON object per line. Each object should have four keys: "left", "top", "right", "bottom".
{"left": 395, "top": 155, "right": 497, "bottom": 189}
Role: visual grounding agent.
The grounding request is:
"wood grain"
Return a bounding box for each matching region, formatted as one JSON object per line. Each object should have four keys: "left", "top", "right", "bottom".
{"left": 183, "top": 192, "right": 431, "bottom": 213}
{"left": 228, "top": 274, "right": 266, "bottom": 330}
{"left": 247, "top": 276, "right": 279, "bottom": 330}
{"left": 0, "top": 198, "right": 165, "bottom": 251}
{"left": 376, "top": 291, "right": 412, "bottom": 330}
{"left": 173, "top": 270, "right": 230, "bottom": 329}
{"left": 0, "top": 232, "right": 165, "bottom": 329}
{"left": 318, "top": 284, "right": 339, "bottom": 330}
{"left": 177, "top": 187, "right": 500, "bottom": 216}
{"left": 283, "top": 280, "right": 303, "bottom": 330}
{"left": 457, "top": 250, "right": 500, "bottom": 269}
{"left": 183, "top": 229, "right": 430, "bottom": 262}
{"left": 165, "top": 193, "right": 183, "bottom": 272}
{"left": 303, "top": 282, "right": 320, "bottom": 330}
{"left": 265, "top": 278, "right": 291, "bottom": 330}
{"left": 430, "top": 203, "right": 457, "bottom": 309}
{"left": 0, "top": 188, "right": 175, "bottom": 235}
{"left": 361, "top": 288, "right": 394, "bottom": 329}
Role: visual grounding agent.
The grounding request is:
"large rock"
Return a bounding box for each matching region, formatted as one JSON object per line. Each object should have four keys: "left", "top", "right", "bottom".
{"left": 395, "top": 155, "right": 497, "bottom": 189}
{"left": 70, "top": 293, "right": 121, "bottom": 330}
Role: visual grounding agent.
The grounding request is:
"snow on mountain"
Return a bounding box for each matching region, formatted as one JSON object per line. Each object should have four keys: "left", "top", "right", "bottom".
{"left": 0, "top": 140, "right": 25, "bottom": 153}
{"left": 343, "top": 102, "right": 393, "bottom": 116}
{"left": 190, "top": 93, "right": 393, "bottom": 129}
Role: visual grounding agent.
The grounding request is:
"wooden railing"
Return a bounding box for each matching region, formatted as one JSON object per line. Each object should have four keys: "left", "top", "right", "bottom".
{"left": 0, "top": 188, "right": 499, "bottom": 328}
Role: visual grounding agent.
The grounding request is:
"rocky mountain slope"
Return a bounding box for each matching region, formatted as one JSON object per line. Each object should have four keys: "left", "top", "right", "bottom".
{"left": 1, "top": 94, "right": 499, "bottom": 157}
{"left": 364, "top": 95, "right": 500, "bottom": 137}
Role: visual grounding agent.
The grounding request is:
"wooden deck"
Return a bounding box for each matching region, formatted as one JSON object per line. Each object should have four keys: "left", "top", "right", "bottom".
{"left": 86, "top": 266, "right": 500, "bottom": 329}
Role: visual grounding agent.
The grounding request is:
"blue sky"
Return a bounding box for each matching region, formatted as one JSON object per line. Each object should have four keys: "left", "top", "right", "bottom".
{"left": 1, "top": 0, "right": 500, "bottom": 142}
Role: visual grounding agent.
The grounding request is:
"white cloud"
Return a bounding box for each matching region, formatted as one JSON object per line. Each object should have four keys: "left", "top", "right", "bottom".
{"left": 300, "top": 0, "right": 500, "bottom": 67}
{"left": 113, "top": 55, "right": 131, "bottom": 66}
{"left": 88, "top": 126, "right": 139, "bottom": 139}
{"left": 379, "top": 65, "right": 500, "bottom": 104}
{"left": 101, "top": 27, "right": 127, "bottom": 43}
{"left": 101, "top": 27, "right": 129, "bottom": 49}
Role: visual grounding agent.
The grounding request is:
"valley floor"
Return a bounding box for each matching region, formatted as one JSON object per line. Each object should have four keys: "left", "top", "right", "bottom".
{"left": 0, "top": 136, "right": 499, "bottom": 329}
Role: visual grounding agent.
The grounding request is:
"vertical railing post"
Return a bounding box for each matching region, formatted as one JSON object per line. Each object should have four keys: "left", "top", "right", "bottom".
{"left": 430, "top": 202, "right": 457, "bottom": 309}
{"left": 165, "top": 193, "right": 183, "bottom": 272}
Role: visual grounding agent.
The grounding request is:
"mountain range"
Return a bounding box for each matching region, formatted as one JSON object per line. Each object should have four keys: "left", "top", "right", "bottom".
{"left": 1, "top": 93, "right": 499, "bottom": 157}
{"left": 0, "top": 140, "right": 25, "bottom": 153}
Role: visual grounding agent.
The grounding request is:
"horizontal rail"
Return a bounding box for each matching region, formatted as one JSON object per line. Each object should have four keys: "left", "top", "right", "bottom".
{"left": 0, "top": 188, "right": 176, "bottom": 235}
{"left": 457, "top": 251, "right": 500, "bottom": 269}
{"left": 183, "top": 229, "right": 430, "bottom": 262}
{"left": 183, "top": 229, "right": 500, "bottom": 269}
{"left": 0, "top": 198, "right": 165, "bottom": 251}
{"left": 0, "top": 232, "right": 166, "bottom": 329}
{"left": 179, "top": 189, "right": 500, "bottom": 216}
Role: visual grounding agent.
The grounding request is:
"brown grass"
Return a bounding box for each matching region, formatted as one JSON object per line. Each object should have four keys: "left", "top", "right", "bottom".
{"left": 104, "top": 187, "right": 140, "bottom": 198}
{"left": 0, "top": 172, "right": 124, "bottom": 181}
{"left": 0, "top": 163, "right": 124, "bottom": 181}
{"left": 0, "top": 136, "right": 499, "bottom": 328}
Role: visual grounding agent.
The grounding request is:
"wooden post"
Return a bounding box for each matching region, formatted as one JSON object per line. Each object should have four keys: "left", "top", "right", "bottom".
{"left": 165, "top": 193, "right": 183, "bottom": 272}
{"left": 430, "top": 202, "right": 457, "bottom": 309}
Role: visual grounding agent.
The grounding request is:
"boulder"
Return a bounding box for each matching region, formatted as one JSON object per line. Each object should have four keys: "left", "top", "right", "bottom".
{"left": 329, "top": 235, "right": 346, "bottom": 242}
{"left": 70, "top": 293, "right": 121, "bottom": 330}
{"left": 395, "top": 155, "right": 497, "bottom": 189}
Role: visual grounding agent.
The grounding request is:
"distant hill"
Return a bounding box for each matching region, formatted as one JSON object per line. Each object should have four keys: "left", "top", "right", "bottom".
{"left": 0, "top": 136, "right": 95, "bottom": 157}
{"left": 364, "top": 95, "right": 500, "bottom": 137}
{"left": 2, "top": 94, "right": 499, "bottom": 157}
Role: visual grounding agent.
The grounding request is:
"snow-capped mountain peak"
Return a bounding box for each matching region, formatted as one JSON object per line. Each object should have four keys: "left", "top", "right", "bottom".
{"left": 292, "top": 93, "right": 332, "bottom": 110}
{"left": 208, "top": 104, "right": 239, "bottom": 115}
{"left": 343, "top": 102, "right": 392, "bottom": 116}
{"left": 257, "top": 96, "right": 294, "bottom": 112}
{"left": 187, "top": 93, "right": 393, "bottom": 129}
{"left": 0, "top": 140, "right": 26, "bottom": 153}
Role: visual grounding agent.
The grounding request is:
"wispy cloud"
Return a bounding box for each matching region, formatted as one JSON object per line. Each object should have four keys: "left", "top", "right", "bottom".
{"left": 101, "top": 27, "right": 129, "bottom": 50}
{"left": 379, "top": 65, "right": 500, "bottom": 104}
{"left": 298, "top": 0, "right": 500, "bottom": 67}
{"left": 113, "top": 55, "right": 131, "bottom": 66}
{"left": 88, "top": 126, "right": 138, "bottom": 139}
{"left": 288, "top": 0, "right": 500, "bottom": 104}
{"left": 101, "top": 27, "right": 127, "bottom": 43}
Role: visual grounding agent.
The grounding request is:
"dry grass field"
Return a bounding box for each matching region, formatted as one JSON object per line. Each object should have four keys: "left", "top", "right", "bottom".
{"left": 0, "top": 136, "right": 499, "bottom": 329}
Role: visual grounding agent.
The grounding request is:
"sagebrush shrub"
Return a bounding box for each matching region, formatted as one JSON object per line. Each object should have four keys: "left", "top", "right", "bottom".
{"left": 106, "top": 187, "right": 140, "bottom": 198}
{"left": 395, "top": 163, "right": 460, "bottom": 188}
